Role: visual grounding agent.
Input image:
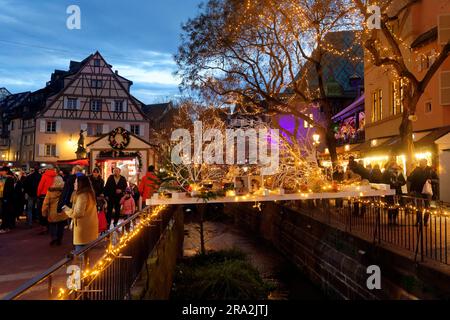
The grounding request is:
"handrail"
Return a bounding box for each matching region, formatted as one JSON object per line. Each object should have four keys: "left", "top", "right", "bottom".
{"left": 73, "top": 209, "right": 145, "bottom": 256}
{"left": 2, "top": 206, "right": 156, "bottom": 300}
{"left": 287, "top": 194, "right": 449, "bottom": 266}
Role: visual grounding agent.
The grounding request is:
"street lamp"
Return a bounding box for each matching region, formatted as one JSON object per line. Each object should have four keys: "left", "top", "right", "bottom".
{"left": 312, "top": 134, "right": 320, "bottom": 145}
{"left": 312, "top": 133, "right": 320, "bottom": 166}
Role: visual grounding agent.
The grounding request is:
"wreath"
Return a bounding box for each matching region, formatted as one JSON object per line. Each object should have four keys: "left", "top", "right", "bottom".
{"left": 108, "top": 127, "right": 130, "bottom": 150}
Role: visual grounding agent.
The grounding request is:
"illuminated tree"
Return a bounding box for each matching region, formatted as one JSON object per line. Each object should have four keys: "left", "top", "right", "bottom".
{"left": 269, "top": 131, "right": 325, "bottom": 192}
{"left": 176, "top": 0, "right": 363, "bottom": 165}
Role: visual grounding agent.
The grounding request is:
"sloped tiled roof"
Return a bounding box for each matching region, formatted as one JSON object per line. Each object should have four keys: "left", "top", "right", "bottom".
{"left": 143, "top": 102, "right": 173, "bottom": 120}
{"left": 0, "top": 88, "right": 11, "bottom": 101}
{"left": 0, "top": 91, "right": 31, "bottom": 137}
{"left": 286, "top": 30, "right": 364, "bottom": 97}
{"left": 332, "top": 94, "right": 365, "bottom": 121}
{"left": 0, "top": 91, "right": 31, "bottom": 115}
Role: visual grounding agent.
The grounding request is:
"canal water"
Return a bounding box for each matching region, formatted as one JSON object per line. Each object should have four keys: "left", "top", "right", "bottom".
{"left": 183, "top": 219, "right": 327, "bottom": 300}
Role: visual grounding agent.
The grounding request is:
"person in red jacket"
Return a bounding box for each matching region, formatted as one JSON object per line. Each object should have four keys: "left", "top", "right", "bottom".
{"left": 138, "top": 166, "right": 159, "bottom": 208}
{"left": 36, "top": 165, "right": 58, "bottom": 234}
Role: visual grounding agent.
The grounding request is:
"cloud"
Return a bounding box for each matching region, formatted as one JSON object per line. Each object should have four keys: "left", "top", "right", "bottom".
{"left": 0, "top": 76, "right": 41, "bottom": 88}
{"left": 0, "top": 13, "right": 19, "bottom": 25}
{"left": 115, "top": 64, "right": 180, "bottom": 86}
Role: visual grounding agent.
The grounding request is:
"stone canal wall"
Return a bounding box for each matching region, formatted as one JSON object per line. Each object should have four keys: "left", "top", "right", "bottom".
{"left": 131, "top": 206, "right": 184, "bottom": 300}
{"left": 227, "top": 202, "right": 450, "bottom": 300}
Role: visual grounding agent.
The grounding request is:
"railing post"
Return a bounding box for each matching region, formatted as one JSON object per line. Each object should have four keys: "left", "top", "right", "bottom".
{"left": 47, "top": 275, "right": 53, "bottom": 299}
{"left": 414, "top": 210, "right": 424, "bottom": 263}
{"left": 349, "top": 198, "right": 353, "bottom": 232}
{"left": 373, "top": 197, "right": 381, "bottom": 244}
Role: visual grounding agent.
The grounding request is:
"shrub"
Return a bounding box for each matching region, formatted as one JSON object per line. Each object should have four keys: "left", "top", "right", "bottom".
{"left": 171, "top": 249, "right": 274, "bottom": 300}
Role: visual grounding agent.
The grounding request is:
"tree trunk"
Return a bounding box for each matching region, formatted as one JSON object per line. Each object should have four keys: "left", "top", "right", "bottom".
{"left": 324, "top": 125, "right": 338, "bottom": 167}
{"left": 399, "top": 92, "right": 421, "bottom": 175}
{"left": 399, "top": 113, "right": 414, "bottom": 174}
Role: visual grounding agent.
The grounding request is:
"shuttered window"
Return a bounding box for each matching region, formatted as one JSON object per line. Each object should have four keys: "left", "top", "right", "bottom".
{"left": 440, "top": 71, "right": 450, "bottom": 105}
{"left": 438, "top": 14, "right": 450, "bottom": 46}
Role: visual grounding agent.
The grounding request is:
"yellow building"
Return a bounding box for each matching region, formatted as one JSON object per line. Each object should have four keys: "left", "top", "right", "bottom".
{"left": 363, "top": 1, "right": 450, "bottom": 201}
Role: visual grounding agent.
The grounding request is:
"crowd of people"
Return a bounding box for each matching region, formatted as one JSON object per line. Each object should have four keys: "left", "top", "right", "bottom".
{"left": 0, "top": 164, "right": 159, "bottom": 251}
{"left": 0, "top": 157, "right": 440, "bottom": 248}
{"left": 332, "top": 156, "right": 439, "bottom": 225}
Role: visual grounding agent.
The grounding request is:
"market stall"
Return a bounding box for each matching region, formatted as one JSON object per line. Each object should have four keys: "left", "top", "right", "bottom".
{"left": 86, "top": 127, "right": 156, "bottom": 184}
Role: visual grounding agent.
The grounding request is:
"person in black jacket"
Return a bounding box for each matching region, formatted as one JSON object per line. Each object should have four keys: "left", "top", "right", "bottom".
{"left": 89, "top": 167, "right": 105, "bottom": 214}
{"left": 408, "top": 159, "right": 438, "bottom": 197}
{"left": 104, "top": 167, "right": 128, "bottom": 228}
{"left": 348, "top": 156, "right": 370, "bottom": 181}
{"left": 57, "top": 165, "right": 84, "bottom": 212}
{"left": 407, "top": 159, "right": 438, "bottom": 226}
{"left": 369, "top": 164, "right": 383, "bottom": 183}
{"left": 13, "top": 171, "right": 26, "bottom": 227}
{"left": 0, "top": 166, "right": 16, "bottom": 234}
{"left": 23, "top": 166, "right": 42, "bottom": 228}
{"left": 89, "top": 168, "right": 105, "bottom": 198}
{"left": 383, "top": 162, "right": 406, "bottom": 225}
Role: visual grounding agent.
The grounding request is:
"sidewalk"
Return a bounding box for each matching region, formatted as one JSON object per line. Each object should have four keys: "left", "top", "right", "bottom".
{"left": 0, "top": 220, "right": 74, "bottom": 298}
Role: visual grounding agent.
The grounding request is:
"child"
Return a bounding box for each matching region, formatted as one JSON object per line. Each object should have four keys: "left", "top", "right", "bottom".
{"left": 120, "top": 188, "right": 136, "bottom": 232}
{"left": 120, "top": 188, "right": 136, "bottom": 217}
{"left": 129, "top": 182, "right": 140, "bottom": 212}
{"left": 97, "top": 197, "right": 108, "bottom": 234}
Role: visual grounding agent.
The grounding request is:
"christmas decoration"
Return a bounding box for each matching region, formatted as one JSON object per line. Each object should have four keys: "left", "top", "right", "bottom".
{"left": 108, "top": 127, "right": 131, "bottom": 150}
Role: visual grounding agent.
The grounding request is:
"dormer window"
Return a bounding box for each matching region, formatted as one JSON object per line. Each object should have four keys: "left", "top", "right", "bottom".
{"left": 91, "top": 79, "right": 103, "bottom": 88}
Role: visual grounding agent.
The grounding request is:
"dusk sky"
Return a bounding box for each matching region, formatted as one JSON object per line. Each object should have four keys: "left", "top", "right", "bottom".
{"left": 0, "top": 0, "right": 203, "bottom": 103}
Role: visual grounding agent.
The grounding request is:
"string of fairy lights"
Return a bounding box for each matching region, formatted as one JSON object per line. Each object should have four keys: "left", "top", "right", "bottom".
{"left": 56, "top": 195, "right": 446, "bottom": 299}
{"left": 353, "top": 198, "right": 449, "bottom": 216}
{"left": 57, "top": 205, "right": 166, "bottom": 300}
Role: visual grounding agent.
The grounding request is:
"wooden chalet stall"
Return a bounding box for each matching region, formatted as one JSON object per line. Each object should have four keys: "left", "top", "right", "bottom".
{"left": 87, "top": 127, "right": 156, "bottom": 185}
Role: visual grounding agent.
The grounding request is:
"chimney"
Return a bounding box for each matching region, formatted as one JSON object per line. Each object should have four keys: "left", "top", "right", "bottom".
{"left": 115, "top": 70, "right": 119, "bottom": 75}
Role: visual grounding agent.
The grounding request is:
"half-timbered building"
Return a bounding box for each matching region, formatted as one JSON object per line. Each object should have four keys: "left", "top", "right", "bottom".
{"left": 3, "top": 52, "right": 155, "bottom": 180}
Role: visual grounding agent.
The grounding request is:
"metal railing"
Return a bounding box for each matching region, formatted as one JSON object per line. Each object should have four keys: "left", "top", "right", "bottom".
{"left": 286, "top": 195, "right": 449, "bottom": 266}
{"left": 2, "top": 205, "right": 173, "bottom": 300}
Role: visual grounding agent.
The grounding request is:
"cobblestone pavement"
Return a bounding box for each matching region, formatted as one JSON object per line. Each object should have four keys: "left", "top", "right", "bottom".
{"left": 0, "top": 220, "right": 74, "bottom": 298}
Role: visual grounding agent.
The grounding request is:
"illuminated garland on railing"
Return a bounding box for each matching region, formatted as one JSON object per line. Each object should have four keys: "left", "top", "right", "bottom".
{"left": 57, "top": 205, "right": 167, "bottom": 300}
{"left": 345, "top": 199, "right": 449, "bottom": 217}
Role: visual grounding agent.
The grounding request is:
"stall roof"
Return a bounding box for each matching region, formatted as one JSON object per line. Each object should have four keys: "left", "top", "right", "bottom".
{"left": 332, "top": 94, "right": 365, "bottom": 122}
{"left": 319, "top": 143, "right": 362, "bottom": 157}
{"left": 358, "top": 126, "right": 450, "bottom": 156}
{"left": 351, "top": 137, "right": 391, "bottom": 154}
{"left": 87, "top": 129, "right": 157, "bottom": 149}
{"left": 56, "top": 159, "right": 89, "bottom": 166}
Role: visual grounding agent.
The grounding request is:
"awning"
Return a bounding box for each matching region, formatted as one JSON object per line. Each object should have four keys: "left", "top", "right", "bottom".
{"left": 351, "top": 137, "right": 391, "bottom": 154}
{"left": 57, "top": 159, "right": 89, "bottom": 166}
{"left": 358, "top": 126, "right": 450, "bottom": 156}
{"left": 319, "top": 143, "right": 362, "bottom": 157}
{"left": 96, "top": 157, "right": 136, "bottom": 162}
{"left": 332, "top": 95, "right": 365, "bottom": 122}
